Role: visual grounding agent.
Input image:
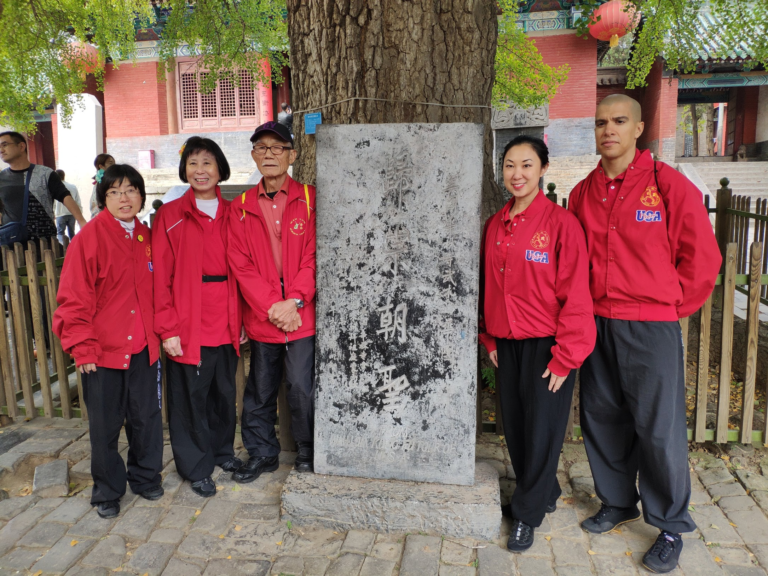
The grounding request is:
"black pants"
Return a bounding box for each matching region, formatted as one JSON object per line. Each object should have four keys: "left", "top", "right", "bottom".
{"left": 241, "top": 336, "right": 315, "bottom": 458}
{"left": 580, "top": 317, "right": 696, "bottom": 534}
{"left": 166, "top": 345, "right": 238, "bottom": 482}
{"left": 497, "top": 336, "right": 576, "bottom": 527}
{"left": 82, "top": 347, "right": 163, "bottom": 504}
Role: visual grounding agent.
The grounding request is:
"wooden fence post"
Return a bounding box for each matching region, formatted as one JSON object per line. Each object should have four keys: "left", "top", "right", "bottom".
{"left": 715, "top": 179, "right": 733, "bottom": 308}
{"left": 695, "top": 294, "right": 713, "bottom": 443}
{"left": 546, "top": 182, "right": 557, "bottom": 203}
{"left": 44, "top": 250, "right": 72, "bottom": 419}
{"left": 743, "top": 243, "right": 762, "bottom": 443}
{"left": 7, "top": 251, "right": 35, "bottom": 419}
{"left": 716, "top": 244, "right": 737, "bottom": 443}
{"left": 25, "top": 250, "right": 53, "bottom": 418}
{"left": 15, "top": 243, "right": 36, "bottom": 382}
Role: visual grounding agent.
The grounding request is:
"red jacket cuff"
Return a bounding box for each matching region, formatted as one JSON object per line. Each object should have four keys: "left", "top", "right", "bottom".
{"left": 479, "top": 333, "right": 497, "bottom": 354}
{"left": 75, "top": 354, "right": 98, "bottom": 367}
{"left": 547, "top": 356, "right": 571, "bottom": 378}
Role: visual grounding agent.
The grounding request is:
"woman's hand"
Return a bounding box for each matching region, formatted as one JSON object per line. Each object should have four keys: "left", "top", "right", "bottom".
{"left": 543, "top": 368, "right": 567, "bottom": 392}
{"left": 489, "top": 350, "right": 498, "bottom": 368}
{"left": 163, "top": 336, "right": 183, "bottom": 357}
{"left": 79, "top": 363, "right": 97, "bottom": 374}
{"left": 240, "top": 326, "right": 248, "bottom": 344}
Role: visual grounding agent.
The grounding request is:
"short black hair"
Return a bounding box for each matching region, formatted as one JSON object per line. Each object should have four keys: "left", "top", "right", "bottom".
{"left": 502, "top": 135, "right": 549, "bottom": 167}
{"left": 281, "top": 102, "right": 288, "bottom": 111}
{"left": 0, "top": 131, "right": 27, "bottom": 149}
{"left": 97, "top": 164, "right": 146, "bottom": 211}
{"left": 55, "top": 169, "right": 65, "bottom": 180}
{"left": 179, "top": 136, "right": 231, "bottom": 183}
{"left": 94, "top": 154, "right": 114, "bottom": 170}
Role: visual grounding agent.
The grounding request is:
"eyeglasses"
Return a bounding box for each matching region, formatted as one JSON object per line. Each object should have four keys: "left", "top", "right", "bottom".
{"left": 252, "top": 144, "right": 292, "bottom": 156}
{"left": 106, "top": 189, "right": 141, "bottom": 200}
{"left": 0, "top": 142, "right": 17, "bottom": 149}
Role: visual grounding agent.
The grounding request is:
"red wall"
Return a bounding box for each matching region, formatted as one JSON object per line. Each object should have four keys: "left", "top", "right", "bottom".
{"left": 533, "top": 32, "right": 597, "bottom": 120}
{"left": 638, "top": 59, "right": 678, "bottom": 157}
{"left": 596, "top": 84, "right": 645, "bottom": 105}
{"left": 103, "top": 62, "right": 169, "bottom": 138}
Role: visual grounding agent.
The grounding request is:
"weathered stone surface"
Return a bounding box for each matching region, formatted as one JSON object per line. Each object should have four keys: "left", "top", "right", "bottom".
{"left": 43, "top": 497, "right": 92, "bottom": 524}
{"left": 68, "top": 510, "right": 117, "bottom": 539}
{"left": 314, "top": 123, "right": 483, "bottom": 485}
{"left": 700, "top": 467, "right": 737, "bottom": 487}
{"left": 570, "top": 477, "right": 596, "bottom": 499}
{"left": 691, "top": 506, "right": 743, "bottom": 545}
{"left": 59, "top": 441, "right": 92, "bottom": 466}
{"left": 162, "top": 557, "right": 204, "bottom": 576}
{"left": 678, "top": 538, "right": 728, "bottom": 575}
{"left": 33, "top": 459, "right": 69, "bottom": 498}
{"left": 359, "top": 556, "right": 398, "bottom": 576}
{"left": 0, "top": 505, "right": 51, "bottom": 555}
{"left": 202, "top": 558, "right": 271, "bottom": 575}
{"left": 282, "top": 462, "right": 501, "bottom": 539}
{"left": 441, "top": 538, "right": 475, "bottom": 565}
{"left": 719, "top": 496, "right": 758, "bottom": 513}
{"left": 325, "top": 553, "right": 366, "bottom": 576}
{"left": 0, "top": 495, "right": 38, "bottom": 521}
{"left": 160, "top": 506, "right": 197, "bottom": 530}
{"left": 477, "top": 545, "right": 515, "bottom": 576}
{"left": 65, "top": 566, "right": 110, "bottom": 576}
{"left": 721, "top": 566, "right": 768, "bottom": 576}
{"left": 149, "top": 528, "right": 184, "bottom": 544}
{"left": 341, "top": 530, "right": 376, "bottom": 555}
{"left": 234, "top": 503, "right": 279, "bottom": 522}
{"left": 81, "top": 534, "right": 126, "bottom": 569}
{"left": 190, "top": 500, "right": 236, "bottom": 534}
{"left": 568, "top": 462, "right": 592, "bottom": 479}
{"left": 0, "top": 451, "right": 30, "bottom": 474}
{"left": 438, "top": 566, "right": 476, "bottom": 576}
{"left": 0, "top": 427, "right": 36, "bottom": 454}
{"left": 517, "top": 556, "right": 555, "bottom": 576}
{"left": 271, "top": 555, "right": 305, "bottom": 576}
{"left": 10, "top": 428, "right": 85, "bottom": 457}
{"left": 30, "top": 535, "right": 96, "bottom": 574}
{"left": 0, "top": 546, "right": 44, "bottom": 569}
{"left": 125, "top": 542, "right": 175, "bottom": 576}
{"left": 709, "top": 482, "right": 748, "bottom": 499}
{"left": 17, "top": 521, "right": 69, "bottom": 547}
{"left": 110, "top": 506, "right": 162, "bottom": 540}
{"left": 728, "top": 509, "right": 768, "bottom": 544}
{"left": 551, "top": 537, "right": 590, "bottom": 566}
{"left": 737, "top": 470, "right": 768, "bottom": 493}
{"left": 400, "top": 534, "right": 441, "bottom": 576}
{"left": 370, "top": 533, "right": 405, "bottom": 562}
{"left": 70, "top": 458, "right": 92, "bottom": 482}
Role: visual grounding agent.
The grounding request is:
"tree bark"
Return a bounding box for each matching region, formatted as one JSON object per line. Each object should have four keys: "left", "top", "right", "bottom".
{"left": 705, "top": 105, "right": 715, "bottom": 157}
{"left": 286, "top": 0, "right": 503, "bottom": 220}
{"left": 690, "top": 104, "right": 699, "bottom": 157}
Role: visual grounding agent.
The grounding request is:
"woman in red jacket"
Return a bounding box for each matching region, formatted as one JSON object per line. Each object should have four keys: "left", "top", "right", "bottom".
{"left": 153, "top": 137, "right": 244, "bottom": 498}
{"left": 479, "top": 135, "right": 596, "bottom": 553}
{"left": 54, "top": 164, "right": 163, "bottom": 519}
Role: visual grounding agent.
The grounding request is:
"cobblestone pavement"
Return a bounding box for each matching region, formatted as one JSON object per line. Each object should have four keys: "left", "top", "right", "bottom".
{"left": 0, "top": 418, "right": 768, "bottom": 575}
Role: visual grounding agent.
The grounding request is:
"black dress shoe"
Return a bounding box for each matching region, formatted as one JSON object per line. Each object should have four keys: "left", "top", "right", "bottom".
{"left": 190, "top": 477, "right": 216, "bottom": 498}
{"left": 295, "top": 443, "right": 314, "bottom": 473}
{"left": 219, "top": 457, "right": 243, "bottom": 472}
{"left": 232, "top": 456, "right": 279, "bottom": 483}
{"left": 138, "top": 485, "right": 164, "bottom": 501}
{"left": 642, "top": 531, "right": 683, "bottom": 573}
{"left": 507, "top": 519, "right": 534, "bottom": 552}
{"left": 581, "top": 503, "right": 641, "bottom": 534}
{"left": 96, "top": 500, "right": 120, "bottom": 519}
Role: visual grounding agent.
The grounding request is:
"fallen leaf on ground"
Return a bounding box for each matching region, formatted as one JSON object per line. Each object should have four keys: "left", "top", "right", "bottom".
{"left": 710, "top": 524, "right": 719, "bottom": 530}
{"left": 231, "top": 484, "right": 242, "bottom": 492}
{"left": 194, "top": 510, "right": 201, "bottom": 516}
{"left": 625, "top": 551, "right": 632, "bottom": 556}
{"left": 218, "top": 535, "right": 224, "bottom": 539}
{"left": 216, "top": 486, "right": 223, "bottom": 491}
{"left": 545, "top": 536, "right": 551, "bottom": 541}
{"left": 715, "top": 557, "right": 722, "bottom": 562}
{"left": 227, "top": 555, "right": 231, "bottom": 559}
{"left": 276, "top": 541, "right": 283, "bottom": 546}
{"left": 235, "top": 525, "right": 242, "bottom": 531}
{"left": 588, "top": 550, "right": 596, "bottom": 555}
{"left": 70, "top": 540, "right": 78, "bottom": 546}
{"left": 730, "top": 522, "right": 737, "bottom": 527}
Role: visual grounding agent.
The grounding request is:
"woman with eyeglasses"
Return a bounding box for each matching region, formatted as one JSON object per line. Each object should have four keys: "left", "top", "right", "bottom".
{"left": 153, "top": 137, "right": 244, "bottom": 498}
{"left": 54, "top": 164, "right": 163, "bottom": 519}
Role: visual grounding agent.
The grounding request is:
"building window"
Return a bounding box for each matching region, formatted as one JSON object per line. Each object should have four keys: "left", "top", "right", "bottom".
{"left": 178, "top": 62, "right": 261, "bottom": 131}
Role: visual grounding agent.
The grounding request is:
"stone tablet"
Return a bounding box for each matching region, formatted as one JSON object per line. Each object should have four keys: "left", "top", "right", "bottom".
{"left": 314, "top": 123, "right": 483, "bottom": 486}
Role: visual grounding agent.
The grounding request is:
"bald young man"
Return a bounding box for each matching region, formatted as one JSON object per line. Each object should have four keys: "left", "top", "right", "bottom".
{"left": 568, "top": 95, "right": 721, "bottom": 573}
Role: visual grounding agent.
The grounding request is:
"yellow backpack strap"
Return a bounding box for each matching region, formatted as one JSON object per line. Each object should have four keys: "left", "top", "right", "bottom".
{"left": 304, "top": 184, "right": 311, "bottom": 220}
{"left": 241, "top": 191, "right": 246, "bottom": 218}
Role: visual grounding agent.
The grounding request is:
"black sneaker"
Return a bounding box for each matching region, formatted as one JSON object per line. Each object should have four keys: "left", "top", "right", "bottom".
{"left": 219, "top": 457, "right": 243, "bottom": 472}
{"left": 138, "top": 485, "right": 164, "bottom": 501}
{"left": 190, "top": 477, "right": 216, "bottom": 498}
{"left": 232, "top": 456, "right": 279, "bottom": 483}
{"left": 96, "top": 500, "right": 120, "bottom": 519}
{"left": 580, "top": 503, "right": 641, "bottom": 534}
{"left": 295, "top": 443, "right": 314, "bottom": 473}
{"left": 507, "top": 519, "right": 534, "bottom": 552}
{"left": 642, "top": 531, "right": 683, "bottom": 573}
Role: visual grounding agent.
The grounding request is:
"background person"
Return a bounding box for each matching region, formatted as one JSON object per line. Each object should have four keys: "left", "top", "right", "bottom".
{"left": 90, "top": 153, "right": 115, "bottom": 217}
{"left": 53, "top": 164, "right": 164, "bottom": 519}
{"left": 54, "top": 169, "right": 82, "bottom": 243}
{"left": 0, "top": 131, "right": 87, "bottom": 244}
{"left": 277, "top": 102, "right": 293, "bottom": 135}
{"left": 153, "top": 137, "right": 244, "bottom": 498}
{"left": 228, "top": 121, "right": 316, "bottom": 483}
{"left": 479, "top": 135, "right": 595, "bottom": 553}
{"left": 568, "top": 94, "right": 721, "bottom": 573}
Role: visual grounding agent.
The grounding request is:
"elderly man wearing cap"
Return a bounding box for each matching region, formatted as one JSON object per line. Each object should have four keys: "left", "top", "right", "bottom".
{"left": 228, "top": 121, "right": 317, "bottom": 482}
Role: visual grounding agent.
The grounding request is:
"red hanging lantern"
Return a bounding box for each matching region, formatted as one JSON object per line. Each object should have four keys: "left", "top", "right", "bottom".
{"left": 588, "top": 0, "right": 639, "bottom": 48}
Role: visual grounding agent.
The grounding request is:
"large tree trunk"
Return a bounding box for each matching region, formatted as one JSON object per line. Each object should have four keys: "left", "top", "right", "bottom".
{"left": 690, "top": 104, "right": 699, "bottom": 157}
{"left": 286, "top": 0, "right": 503, "bottom": 219}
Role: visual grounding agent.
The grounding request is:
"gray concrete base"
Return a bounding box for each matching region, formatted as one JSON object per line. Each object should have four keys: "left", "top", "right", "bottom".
{"left": 281, "top": 461, "right": 501, "bottom": 540}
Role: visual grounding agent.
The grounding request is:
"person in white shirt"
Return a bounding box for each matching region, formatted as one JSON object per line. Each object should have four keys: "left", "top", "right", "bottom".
{"left": 54, "top": 169, "right": 83, "bottom": 243}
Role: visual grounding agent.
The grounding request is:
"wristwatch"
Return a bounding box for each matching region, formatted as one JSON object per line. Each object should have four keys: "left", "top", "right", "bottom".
{"left": 294, "top": 298, "right": 304, "bottom": 309}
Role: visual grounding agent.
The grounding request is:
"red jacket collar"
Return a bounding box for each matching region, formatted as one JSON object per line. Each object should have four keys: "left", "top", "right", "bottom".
{"left": 501, "top": 190, "right": 548, "bottom": 226}
{"left": 238, "top": 175, "right": 304, "bottom": 217}
{"left": 181, "top": 186, "right": 225, "bottom": 219}
{"left": 596, "top": 148, "right": 650, "bottom": 177}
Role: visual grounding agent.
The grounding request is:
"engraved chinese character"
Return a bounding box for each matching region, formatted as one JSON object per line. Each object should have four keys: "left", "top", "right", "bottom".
{"left": 382, "top": 224, "right": 410, "bottom": 276}
{"left": 376, "top": 365, "right": 411, "bottom": 410}
{"left": 376, "top": 298, "right": 407, "bottom": 343}
{"left": 439, "top": 254, "right": 456, "bottom": 287}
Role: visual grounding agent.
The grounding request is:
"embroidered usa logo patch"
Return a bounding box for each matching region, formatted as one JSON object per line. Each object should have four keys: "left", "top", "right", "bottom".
{"left": 525, "top": 250, "right": 550, "bottom": 264}
{"left": 636, "top": 210, "right": 662, "bottom": 222}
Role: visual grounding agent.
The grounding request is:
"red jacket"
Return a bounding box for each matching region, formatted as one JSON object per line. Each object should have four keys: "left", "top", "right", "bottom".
{"left": 569, "top": 149, "right": 721, "bottom": 321}
{"left": 479, "top": 191, "right": 595, "bottom": 376}
{"left": 53, "top": 210, "right": 159, "bottom": 369}
{"left": 153, "top": 187, "right": 242, "bottom": 365}
{"left": 228, "top": 176, "right": 316, "bottom": 344}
